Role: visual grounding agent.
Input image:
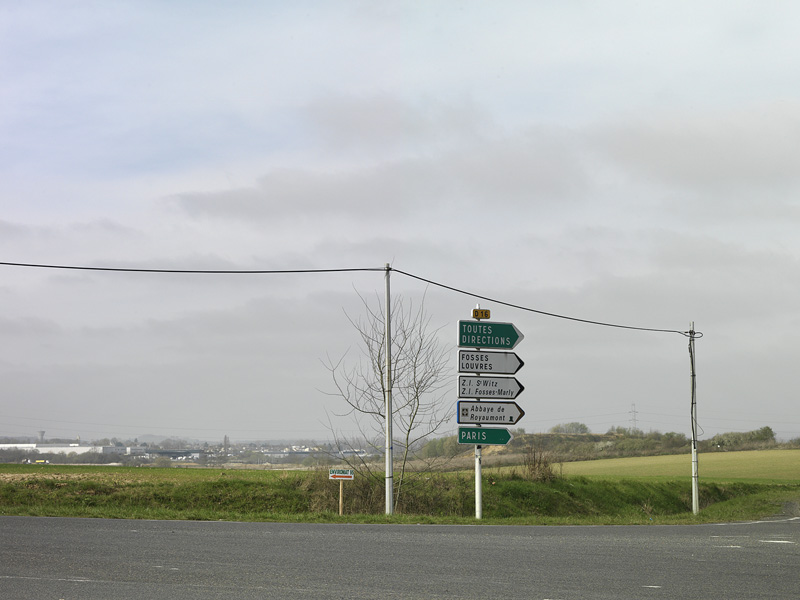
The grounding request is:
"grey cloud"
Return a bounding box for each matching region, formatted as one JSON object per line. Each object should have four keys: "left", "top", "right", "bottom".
{"left": 0, "top": 316, "right": 61, "bottom": 336}
{"left": 592, "top": 103, "right": 800, "bottom": 192}
{"left": 447, "top": 129, "right": 588, "bottom": 204}
{"left": 0, "top": 219, "right": 142, "bottom": 254}
{"left": 542, "top": 232, "right": 800, "bottom": 339}
{"left": 659, "top": 196, "right": 800, "bottom": 224}
{"left": 0, "top": 220, "right": 30, "bottom": 238}
{"left": 79, "top": 253, "right": 249, "bottom": 273}
{"left": 311, "top": 237, "right": 466, "bottom": 270}
{"left": 69, "top": 219, "right": 140, "bottom": 236}
{"left": 302, "top": 94, "right": 492, "bottom": 152}
{"left": 173, "top": 162, "right": 434, "bottom": 222}
{"left": 173, "top": 126, "right": 588, "bottom": 223}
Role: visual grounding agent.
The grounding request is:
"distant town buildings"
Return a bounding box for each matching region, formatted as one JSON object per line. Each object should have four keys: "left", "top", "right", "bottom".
{"left": 0, "top": 440, "right": 368, "bottom": 464}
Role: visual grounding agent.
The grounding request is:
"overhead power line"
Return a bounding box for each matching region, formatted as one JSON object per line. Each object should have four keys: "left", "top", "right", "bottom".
{"left": 0, "top": 260, "right": 701, "bottom": 338}
{"left": 392, "top": 268, "right": 698, "bottom": 337}
{"left": 0, "top": 261, "right": 382, "bottom": 275}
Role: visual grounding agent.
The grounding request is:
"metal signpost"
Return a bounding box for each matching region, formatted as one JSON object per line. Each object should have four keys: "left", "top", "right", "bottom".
{"left": 457, "top": 308, "right": 525, "bottom": 519}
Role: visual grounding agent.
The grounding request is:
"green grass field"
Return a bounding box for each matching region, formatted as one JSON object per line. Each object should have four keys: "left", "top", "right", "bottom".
{"left": 557, "top": 449, "right": 800, "bottom": 482}
{"left": 1, "top": 450, "right": 798, "bottom": 524}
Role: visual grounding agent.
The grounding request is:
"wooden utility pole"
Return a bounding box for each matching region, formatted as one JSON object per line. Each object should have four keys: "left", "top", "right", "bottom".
{"left": 689, "top": 322, "right": 699, "bottom": 515}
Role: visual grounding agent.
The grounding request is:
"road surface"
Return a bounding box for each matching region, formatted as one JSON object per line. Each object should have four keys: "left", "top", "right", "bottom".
{"left": 1, "top": 515, "right": 797, "bottom": 599}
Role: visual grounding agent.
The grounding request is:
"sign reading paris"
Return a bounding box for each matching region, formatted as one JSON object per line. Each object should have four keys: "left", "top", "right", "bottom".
{"left": 457, "top": 426, "right": 513, "bottom": 445}
{"left": 458, "top": 320, "right": 524, "bottom": 350}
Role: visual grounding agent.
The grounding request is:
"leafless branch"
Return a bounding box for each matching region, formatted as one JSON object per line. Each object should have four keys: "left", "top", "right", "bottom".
{"left": 323, "top": 289, "right": 453, "bottom": 507}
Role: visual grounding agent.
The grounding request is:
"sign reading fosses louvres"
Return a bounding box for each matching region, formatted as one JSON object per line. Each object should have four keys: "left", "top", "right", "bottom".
{"left": 458, "top": 350, "right": 524, "bottom": 375}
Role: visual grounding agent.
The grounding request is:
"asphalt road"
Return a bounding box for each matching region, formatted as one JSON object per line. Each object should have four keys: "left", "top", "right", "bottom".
{"left": 1, "top": 515, "right": 798, "bottom": 599}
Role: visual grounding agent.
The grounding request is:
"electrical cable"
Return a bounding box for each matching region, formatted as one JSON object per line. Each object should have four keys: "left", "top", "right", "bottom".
{"left": 391, "top": 268, "right": 700, "bottom": 337}
{"left": 0, "top": 260, "right": 703, "bottom": 337}
{"left": 0, "top": 261, "right": 383, "bottom": 275}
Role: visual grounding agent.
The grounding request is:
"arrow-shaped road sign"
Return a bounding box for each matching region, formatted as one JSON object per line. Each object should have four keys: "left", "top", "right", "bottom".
{"left": 328, "top": 469, "right": 354, "bottom": 480}
{"left": 457, "top": 400, "right": 525, "bottom": 425}
{"left": 458, "top": 320, "right": 524, "bottom": 350}
{"left": 458, "top": 375, "right": 524, "bottom": 399}
{"left": 457, "top": 426, "right": 513, "bottom": 445}
{"left": 458, "top": 350, "right": 524, "bottom": 375}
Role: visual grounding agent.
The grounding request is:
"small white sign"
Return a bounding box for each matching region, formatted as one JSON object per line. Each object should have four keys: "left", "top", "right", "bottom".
{"left": 329, "top": 468, "right": 355, "bottom": 480}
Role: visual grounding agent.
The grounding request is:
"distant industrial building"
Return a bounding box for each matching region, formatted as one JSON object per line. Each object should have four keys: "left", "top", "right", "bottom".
{"left": 0, "top": 443, "right": 140, "bottom": 456}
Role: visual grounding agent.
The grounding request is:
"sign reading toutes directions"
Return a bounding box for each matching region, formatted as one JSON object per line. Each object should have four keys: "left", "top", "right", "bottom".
{"left": 458, "top": 320, "right": 524, "bottom": 350}
{"left": 458, "top": 375, "right": 523, "bottom": 399}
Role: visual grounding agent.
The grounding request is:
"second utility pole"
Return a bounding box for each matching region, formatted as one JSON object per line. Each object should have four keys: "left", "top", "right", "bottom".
{"left": 384, "top": 263, "right": 394, "bottom": 515}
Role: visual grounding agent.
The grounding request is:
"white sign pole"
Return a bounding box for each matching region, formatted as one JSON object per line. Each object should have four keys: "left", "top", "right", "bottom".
{"left": 690, "top": 321, "right": 699, "bottom": 515}
{"left": 475, "top": 443, "right": 482, "bottom": 519}
{"left": 384, "top": 264, "right": 394, "bottom": 515}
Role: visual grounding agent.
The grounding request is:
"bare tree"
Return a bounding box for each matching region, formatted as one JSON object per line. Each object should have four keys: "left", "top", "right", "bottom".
{"left": 323, "top": 290, "right": 453, "bottom": 508}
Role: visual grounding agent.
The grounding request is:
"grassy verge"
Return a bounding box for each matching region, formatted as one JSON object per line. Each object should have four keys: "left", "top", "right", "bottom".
{"left": 557, "top": 449, "right": 800, "bottom": 482}
{"left": 1, "top": 463, "right": 798, "bottom": 525}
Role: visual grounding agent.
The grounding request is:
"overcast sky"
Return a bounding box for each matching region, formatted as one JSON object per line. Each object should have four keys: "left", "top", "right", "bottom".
{"left": 2, "top": 2, "right": 800, "bottom": 445}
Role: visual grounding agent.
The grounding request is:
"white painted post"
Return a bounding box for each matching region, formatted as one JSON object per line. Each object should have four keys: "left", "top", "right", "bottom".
{"left": 384, "top": 264, "right": 394, "bottom": 515}
{"left": 475, "top": 444, "right": 482, "bottom": 519}
{"left": 474, "top": 304, "right": 483, "bottom": 520}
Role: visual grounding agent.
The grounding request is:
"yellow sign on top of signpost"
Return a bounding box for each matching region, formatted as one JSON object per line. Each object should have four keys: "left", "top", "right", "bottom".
{"left": 472, "top": 308, "right": 491, "bottom": 320}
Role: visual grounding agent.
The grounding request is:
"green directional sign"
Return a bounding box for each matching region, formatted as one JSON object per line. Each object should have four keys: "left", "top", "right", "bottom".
{"left": 457, "top": 426, "right": 513, "bottom": 445}
{"left": 458, "top": 320, "right": 524, "bottom": 350}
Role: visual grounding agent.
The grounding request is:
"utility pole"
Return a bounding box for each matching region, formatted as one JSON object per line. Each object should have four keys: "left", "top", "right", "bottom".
{"left": 689, "top": 322, "right": 699, "bottom": 515}
{"left": 384, "top": 263, "right": 394, "bottom": 515}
